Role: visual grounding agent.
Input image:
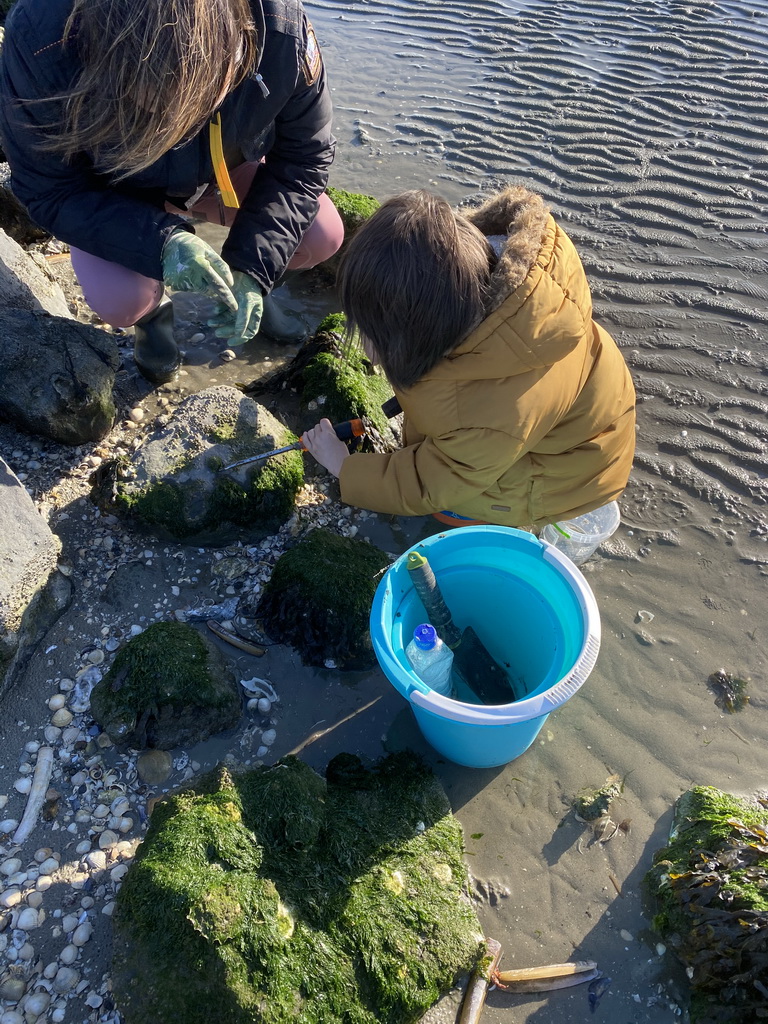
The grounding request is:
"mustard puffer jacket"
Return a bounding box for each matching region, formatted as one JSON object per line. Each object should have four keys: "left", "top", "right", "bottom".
{"left": 339, "top": 187, "right": 636, "bottom": 528}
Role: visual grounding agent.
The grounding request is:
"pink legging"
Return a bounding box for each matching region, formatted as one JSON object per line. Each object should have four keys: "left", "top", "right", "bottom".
{"left": 70, "top": 163, "right": 344, "bottom": 327}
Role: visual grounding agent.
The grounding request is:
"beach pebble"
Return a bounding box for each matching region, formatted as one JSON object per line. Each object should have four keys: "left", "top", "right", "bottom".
{"left": 27, "top": 891, "right": 43, "bottom": 909}
{"left": 656, "top": 942, "right": 667, "bottom": 956}
{"left": 13, "top": 777, "right": 31, "bottom": 795}
{"left": 620, "top": 929, "right": 633, "bottom": 942}
{"left": 85, "top": 992, "right": 104, "bottom": 1009}
{"left": 0, "top": 858, "right": 22, "bottom": 877}
{"left": 189, "top": 332, "right": 205, "bottom": 343}
{"left": 0, "top": 820, "right": 18, "bottom": 835}
{"left": 0, "top": 888, "right": 22, "bottom": 908}
{"left": 261, "top": 728, "right": 276, "bottom": 747}
{"left": 61, "top": 913, "right": 79, "bottom": 933}
{"left": 256, "top": 746, "right": 269, "bottom": 759}
{"left": 129, "top": 407, "right": 145, "bottom": 423}
{"left": 38, "top": 856, "right": 59, "bottom": 875}
{"left": 257, "top": 697, "right": 271, "bottom": 715}
{"left": 137, "top": 750, "right": 173, "bottom": 785}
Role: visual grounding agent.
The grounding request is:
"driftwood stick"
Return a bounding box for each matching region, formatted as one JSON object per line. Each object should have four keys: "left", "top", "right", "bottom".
{"left": 12, "top": 746, "right": 54, "bottom": 845}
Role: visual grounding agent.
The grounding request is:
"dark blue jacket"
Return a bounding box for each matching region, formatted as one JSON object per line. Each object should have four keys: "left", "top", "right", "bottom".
{"left": 0, "top": 0, "right": 335, "bottom": 291}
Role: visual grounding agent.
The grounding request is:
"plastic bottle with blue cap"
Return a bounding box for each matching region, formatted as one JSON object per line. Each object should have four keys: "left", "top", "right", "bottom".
{"left": 405, "top": 623, "right": 456, "bottom": 698}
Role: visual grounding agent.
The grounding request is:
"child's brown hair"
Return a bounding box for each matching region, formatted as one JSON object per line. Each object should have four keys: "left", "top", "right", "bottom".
{"left": 337, "top": 190, "right": 495, "bottom": 390}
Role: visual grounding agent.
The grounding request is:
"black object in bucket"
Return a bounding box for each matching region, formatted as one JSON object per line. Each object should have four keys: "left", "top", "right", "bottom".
{"left": 406, "top": 551, "right": 520, "bottom": 705}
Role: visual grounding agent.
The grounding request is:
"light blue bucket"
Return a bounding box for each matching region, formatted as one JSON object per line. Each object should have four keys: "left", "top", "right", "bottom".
{"left": 371, "top": 526, "right": 601, "bottom": 768}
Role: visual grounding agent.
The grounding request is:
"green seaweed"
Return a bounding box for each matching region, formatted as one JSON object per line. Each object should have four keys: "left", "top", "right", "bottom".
{"left": 89, "top": 622, "right": 240, "bottom": 748}
{"left": 255, "top": 528, "right": 390, "bottom": 669}
{"left": 645, "top": 786, "right": 768, "bottom": 1024}
{"left": 326, "top": 186, "right": 380, "bottom": 230}
{"left": 112, "top": 752, "right": 483, "bottom": 1024}
{"left": 113, "top": 448, "right": 304, "bottom": 539}
{"left": 302, "top": 341, "right": 391, "bottom": 435}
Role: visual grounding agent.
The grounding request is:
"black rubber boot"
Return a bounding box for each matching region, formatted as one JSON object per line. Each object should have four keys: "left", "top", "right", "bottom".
{"left": 259, "top": 273, "right": 308, "bottom": 344}
{"left": 133, "top": 298, "right": 180, "bottom": 384}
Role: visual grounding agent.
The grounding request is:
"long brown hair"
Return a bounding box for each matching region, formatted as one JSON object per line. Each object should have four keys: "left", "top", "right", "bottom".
{"left": 337, "top": 191, "right": 494, "bottom": 391}
{"left": 46, "top": 0, "right": 259, "bottom": 178}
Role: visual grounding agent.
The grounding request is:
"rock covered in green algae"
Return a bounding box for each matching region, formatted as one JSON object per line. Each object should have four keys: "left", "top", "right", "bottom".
{"left": 255, "top": 527, "right": 390, "bottom": 670}
{"left": 326, "top": 185, "right": 380, "bottom": 231}
{"left": 112, "top": 752, "right": 483, "bottom": 1024}
{"left": 90, "top": 385, "right": 304, "bottom": 544}
{"left": 645, "top": 786, "right": 768, "bottom": 1024}
{"left": 90, "top": 621, "right": 241, "bottom": 749}
{"left": 301, "top": 314, "right": 394, "bottom": 438}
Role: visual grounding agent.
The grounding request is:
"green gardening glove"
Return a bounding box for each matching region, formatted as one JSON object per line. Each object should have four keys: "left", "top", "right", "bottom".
{"left": 207, "top": 270, "right": 264, "bottom": 346}
{"left": 161, "top": 231, "right": 237, "bottom": 312}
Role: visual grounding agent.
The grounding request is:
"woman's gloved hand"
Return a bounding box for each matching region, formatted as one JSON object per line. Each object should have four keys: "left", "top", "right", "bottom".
{"left": 207, "top": 270, "right": 264, "bottom": 346}
{"left": 161, "top": 231, "right": 237, "bottom": 311}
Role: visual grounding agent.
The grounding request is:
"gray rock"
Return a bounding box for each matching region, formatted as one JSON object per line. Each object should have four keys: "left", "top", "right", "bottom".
{"left": 0, "top": 226, "right": 70, "bottom": 316}
{"left": 0, "top": 165, "right": 49, "bottom": 246}
{"left": 0, "top": 308, "right": 119, "bottom": 444}
{"left": 0, "top": 457, "right": 71, "bottom": 702}
{"left": 95, "top": 385, "right": 304, "bottom": 544}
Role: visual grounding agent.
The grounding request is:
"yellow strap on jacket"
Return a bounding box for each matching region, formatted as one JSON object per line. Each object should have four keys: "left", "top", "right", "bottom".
{"left": 209, "top": 113, "right": 240, "bottom": 209}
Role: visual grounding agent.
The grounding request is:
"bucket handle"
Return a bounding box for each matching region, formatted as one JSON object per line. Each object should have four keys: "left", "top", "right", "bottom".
{"left": 410, "top": 629, "right": 600, "bottom": 725}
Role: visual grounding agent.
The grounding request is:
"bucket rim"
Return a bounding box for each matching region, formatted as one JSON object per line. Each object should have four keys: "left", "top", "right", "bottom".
{"left": 371, "top": 529, "right": 601, "bottom": 726}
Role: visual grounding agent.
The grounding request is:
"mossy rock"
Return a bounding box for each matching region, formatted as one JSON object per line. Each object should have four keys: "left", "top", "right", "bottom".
{"left": 301, "top": 315, "right": 393, "bottom": 436}
{"left": 90, "top": 621, "right": 241, "bottom": 749}
{"left": 112, "top": 751, "right": 483, "bottom": 1024}
{"left": 92, "top": 386, "right": 304, "bottom": 544}
{"left": 256, "top": 528, "right": 390, "bottom": 669}
{"left": 326, "top": 186, "right": 380, "bottom": 232}
{"left": 645, "top": 786, "right": 768, "bottom": 1024}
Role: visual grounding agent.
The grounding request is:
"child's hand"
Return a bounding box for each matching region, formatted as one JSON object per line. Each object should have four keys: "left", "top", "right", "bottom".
{"left": 301, "top": 419, "right": 351, "bottom": 478}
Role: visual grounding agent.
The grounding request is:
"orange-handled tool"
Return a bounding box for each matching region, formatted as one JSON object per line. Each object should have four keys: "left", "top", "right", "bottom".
{"left": 220, "top": 418, "right": 365, "bottom": 471}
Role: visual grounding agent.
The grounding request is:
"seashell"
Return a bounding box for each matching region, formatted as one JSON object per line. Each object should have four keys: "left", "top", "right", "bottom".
{"left": 24, "top": 991, "right": 51, "bottom": 1016}
{"left": 257, "top": 697, "right": 272, "bottom": 716}
{"left": 0, "top": 888, "right": 21, "bottom": 908}
{"left": 43, "top": 726, "right": 61, "bottom": 744}
{"left": 0, "top": 858, "right": 22, "bottom": 877}
{"left": 26, "top": 892, "right": 43, "bottom": 909}
{"left": 38, "top": 856, "right": 58, "bottom": 875}
{"left": 16, "top": 907, "right": 39, "bottom": 930}
{"left": 13, "top": 778, "right": 32, "bottom": 796}
{"left": 261, "top": 729, "right": 276, "bottom": 747}
{"left": 110, "top": 864, "right": 129, "bottom": 883}
{"left": 52, "top": 966, "right": 79, "bottom": 994}
{"left": 93, "top": 804, "right": 109, "bottom": 818}
{"left": 61, "top": 913, "right": 79, "bottom": 933}
{"left": 98, "top": 829, "right": 118, "bottom": 849}
{"left": 24, "top": 741, "right": 40, "bottom": 755}
{"left": 0, "top": 819, "right": 18, "bottom": 835}
{"left": 118, "top": 816, "right": 134, "bottom": 833}
{"left": 60, "top": 944, "right": 78, "bottom": 965}
{"left": 51, "top": 709, "right": 73, "bottom": 728}
{"left": 0, "top": 1010, "right": 25, "bottom": 1024}
{"left": 240, "top": 677, "right": 278, "bottom": 702}
{"left": 47, "top": 694, "right": 67, "bottom": 712}
{"left": 71, "top": 922, "right": 92, "bottom": 947}
{"left": 88, "top": 765, "right": 103, "bottom": 781}
{"left": 86, "top": 648, "right": 105, "bottom": 666}
{"left": 110, "top": 796, "right": 130, "bottom": 817}
{"left": 35, "top": 876, "right": 52, "bottom": 892}
{"left": 0, "top": 976, "right": 26, "bottom": 1002}
{"left": 18, "top": 941, "right": 35, "bottom": 960}
{"left": 33, "top": 848, "right": 53, "bottom": 863}
{"left": 58, "top": 678, "right": 75, "bottom": 692}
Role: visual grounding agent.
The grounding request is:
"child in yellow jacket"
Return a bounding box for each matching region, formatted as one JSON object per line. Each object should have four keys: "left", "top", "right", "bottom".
{"left": 302, "top": 186, "right": 636, "bottom": 529}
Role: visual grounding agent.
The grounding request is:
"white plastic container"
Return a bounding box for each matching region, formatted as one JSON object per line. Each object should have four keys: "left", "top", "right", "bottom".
{"left": 405, "top": 624, "right": 455, "bottom": 698}
{"left": 540, "top": 501, "right": 621, "bottom": 566}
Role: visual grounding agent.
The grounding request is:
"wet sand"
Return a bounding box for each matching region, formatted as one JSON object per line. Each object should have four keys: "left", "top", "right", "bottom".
{"left": 1, "top": 1, "right": 767, "bottom": 1022}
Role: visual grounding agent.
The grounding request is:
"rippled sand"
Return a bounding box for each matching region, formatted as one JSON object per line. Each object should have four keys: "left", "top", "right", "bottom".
{"left": 308, "top": 1, "right": 768, "bottom": 1020}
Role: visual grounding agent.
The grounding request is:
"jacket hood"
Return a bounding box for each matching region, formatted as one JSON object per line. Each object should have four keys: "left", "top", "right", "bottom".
{"left": 415, "top": 186, "right": 586, "bottom": 385}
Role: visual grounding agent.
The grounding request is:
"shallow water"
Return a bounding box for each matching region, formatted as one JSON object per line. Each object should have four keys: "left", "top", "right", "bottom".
{"left": 300, "top": 2, "right": 768, "bottom": 1021}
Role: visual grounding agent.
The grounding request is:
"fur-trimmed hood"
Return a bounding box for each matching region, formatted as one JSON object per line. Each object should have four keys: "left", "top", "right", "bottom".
{"left": 464, "top": 185, "right": 550, "bottom": 313}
